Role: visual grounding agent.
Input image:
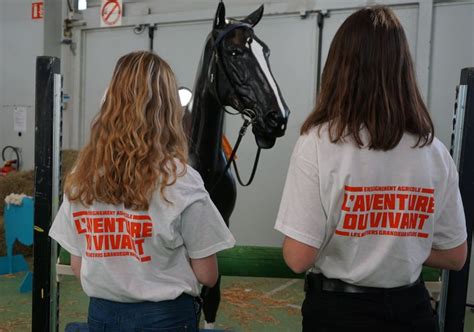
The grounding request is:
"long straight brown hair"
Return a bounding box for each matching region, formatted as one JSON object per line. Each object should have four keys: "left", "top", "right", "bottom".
{"left": 65, "top": 51, "right": 188, "bottom": 210}
{"left": 301, "top": 6, "right": 434, "bottom": 150}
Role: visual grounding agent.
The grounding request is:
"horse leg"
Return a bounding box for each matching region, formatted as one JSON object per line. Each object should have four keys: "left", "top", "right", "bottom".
{"left": 201, "top": 186, "right": 234, "bottom": 326}
{"left": 201, "top": 207, "right": 226, "bottom": 326}
{"left": 199, "top": 160, "right": 236, "bottom": 326}
{"left": 201, "top": 275, "right": 221, "bottom": 327}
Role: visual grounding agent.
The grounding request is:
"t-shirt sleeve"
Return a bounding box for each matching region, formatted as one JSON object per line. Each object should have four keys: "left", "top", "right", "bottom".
{"left": 48, "top": 196, "right": 82, "bottom": 257}
{"left": 181, "top": 193, "right": 236, "bottom": 259}
{"left": 274, "top": 135, "right": 326, "bottom": 248}
{"left": 432, "top": 157, "right": 467, "bottom": 250}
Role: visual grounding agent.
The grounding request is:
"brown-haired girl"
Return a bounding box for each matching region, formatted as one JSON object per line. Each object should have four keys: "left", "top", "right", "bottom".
{"left": 49, "top": 51, "right": 235, "bottom": 331}
{"left": 275, "top": 6, "right": 466, "bottom": 331}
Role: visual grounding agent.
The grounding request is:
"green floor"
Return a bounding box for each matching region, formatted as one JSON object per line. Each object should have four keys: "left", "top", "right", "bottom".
{"left": 0, "top": 272, "right": 304, "bottom": 331}
{"left": 2, "top": 271, "right": 474, "bottom": 331}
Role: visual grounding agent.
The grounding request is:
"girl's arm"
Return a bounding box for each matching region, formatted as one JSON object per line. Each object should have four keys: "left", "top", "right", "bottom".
{"left": 71, "top": 254, "right": 82, "bottom": 280}
{"left": 190, "top": 254, "right": 219, "bottom": 287}
{"left": 424, "top": 241, "right": 467, "bottom": 271}
{"left": 282, "top": 236, "right": 319, "bottom": 274}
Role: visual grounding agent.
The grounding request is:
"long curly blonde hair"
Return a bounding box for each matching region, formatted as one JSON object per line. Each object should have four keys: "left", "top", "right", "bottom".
{"left": 65, "top": 51, "right": 188, "bottom": 210}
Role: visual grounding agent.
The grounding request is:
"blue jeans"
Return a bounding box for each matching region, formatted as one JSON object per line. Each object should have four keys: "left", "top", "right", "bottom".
{"left": 88, "top": 294, "right": 200, "bottom": 331}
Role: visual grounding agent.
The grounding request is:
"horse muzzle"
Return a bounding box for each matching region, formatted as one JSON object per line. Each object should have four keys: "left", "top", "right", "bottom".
{"left": 256, "top": 111, "right": 288, "bottom": 135}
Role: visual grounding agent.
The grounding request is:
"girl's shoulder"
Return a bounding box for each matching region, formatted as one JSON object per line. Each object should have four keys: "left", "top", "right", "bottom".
{"left": 422, "top": 136, "right": 455, "bottom": 168}
{"left": 169, "top": 162, "right": 207, "bottom": 197}
{"left": 295, "top": 124, "right": 332, "bottom": 152}
{"left": 403, "top": 134, "right": 451, "bottom": 159}
{"left": 148, "top": 162, "right": 207, "bottom": 212}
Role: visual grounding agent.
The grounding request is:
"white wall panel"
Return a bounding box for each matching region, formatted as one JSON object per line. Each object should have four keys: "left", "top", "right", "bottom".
{"left": 0, "top": 0, "right": 44, "bottom": 171}
{"left": 429, "top": 2, "right": 474, "bottom": 147}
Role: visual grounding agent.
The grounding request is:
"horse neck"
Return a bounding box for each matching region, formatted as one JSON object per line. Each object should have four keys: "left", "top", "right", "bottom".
{"left": 190, "top": 90, "right": 225, "bottom": 165}
{"left": 189, "top": 42, "right": 226, "bottom": 176}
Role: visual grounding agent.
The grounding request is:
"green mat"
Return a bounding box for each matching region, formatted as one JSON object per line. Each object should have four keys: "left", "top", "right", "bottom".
{"left": 58, "top": 246, "right": 440, "bottom": 281}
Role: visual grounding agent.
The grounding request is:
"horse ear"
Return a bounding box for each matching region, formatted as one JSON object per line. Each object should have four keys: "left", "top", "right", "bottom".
{"left": 213, "top": 2, "right": 226, "bottom": 29}
{"left": 242, "top": 5, "right": 264, "bottom": 27}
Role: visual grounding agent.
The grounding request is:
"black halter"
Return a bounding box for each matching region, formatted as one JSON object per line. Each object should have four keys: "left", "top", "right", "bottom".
{"left": 209, "top": 23, "right": 262, "bottom": 191}
{"left": 209, "top": 22, "right": 253, "bottom": 115}
{"left": 213, "top": 22, "right": 252, "bottom": 48}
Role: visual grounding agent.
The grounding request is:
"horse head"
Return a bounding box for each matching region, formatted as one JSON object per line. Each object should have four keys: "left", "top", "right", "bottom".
{"left": 209, "top": 2, "right": 290, "bottom": 149}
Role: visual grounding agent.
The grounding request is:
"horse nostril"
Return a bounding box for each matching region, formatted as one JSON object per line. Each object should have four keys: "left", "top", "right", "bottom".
{"left": 265, "top": 112, "right": 280, "bottom": 128}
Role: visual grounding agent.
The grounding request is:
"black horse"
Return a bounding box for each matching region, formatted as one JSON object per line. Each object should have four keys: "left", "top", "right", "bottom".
{"left": 185, "top": 2, "right": 290, "bottom": 326}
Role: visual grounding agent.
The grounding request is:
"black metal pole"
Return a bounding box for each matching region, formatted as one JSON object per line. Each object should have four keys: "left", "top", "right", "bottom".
{"left": 316, "top": 11, "right": 329, "bottom": 95}
{"left": 445, "top": 68, "right": 474, "bottom": 331}
{"left": 32, "top": 56, "right": 61, "bottom": 332}
{"left": 149, "top": 24, "right": 157, "bottom": 51}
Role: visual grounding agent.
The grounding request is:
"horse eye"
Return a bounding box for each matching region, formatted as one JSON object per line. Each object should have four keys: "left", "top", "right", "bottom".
{"left": 230, "top": 49, "right": 243, "bottom": 56}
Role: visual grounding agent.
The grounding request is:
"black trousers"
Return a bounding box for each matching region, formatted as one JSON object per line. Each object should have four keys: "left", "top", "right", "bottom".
{"left": 302, "top": 275, "right": 439, "bottom": 332}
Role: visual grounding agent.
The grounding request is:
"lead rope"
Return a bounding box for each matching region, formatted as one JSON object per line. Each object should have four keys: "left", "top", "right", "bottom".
{"left": 232, "top": 147, "right": 261, "bottom": 187}
{"left": 209, "top": 113, "right": 262, "bottom": 192}
{"left": 209, "top": 118, "right": 250, "bottom": 193}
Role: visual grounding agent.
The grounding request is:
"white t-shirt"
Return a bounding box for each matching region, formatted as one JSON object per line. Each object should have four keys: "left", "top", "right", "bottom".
{"left": 49, "top": 165, "right": 235, "bottom": 302}
{"left": 275, "top": 126, "right": 466, "bottom": 288}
